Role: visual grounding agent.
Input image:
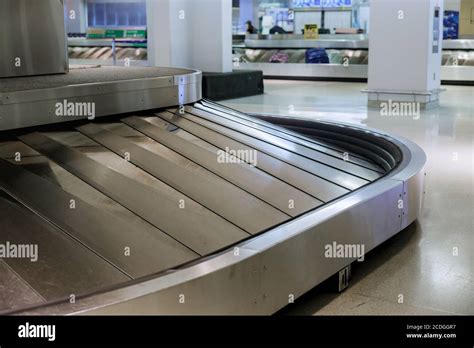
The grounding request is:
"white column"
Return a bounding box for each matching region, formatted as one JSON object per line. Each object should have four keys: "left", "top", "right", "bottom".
{"left": 366, "top": 0, "right": 444, "bottom": 108}
{"left": 64, "top": 0, "right": 87, "bottom": 34}
{"left": 146, "top": 0, "right": 172, "bottom": 67}
{"left": 191, "top": 0, "right": 232, "bottom": 72}
{"left": 147, "top": 0, "right": 232, "bottom": 73}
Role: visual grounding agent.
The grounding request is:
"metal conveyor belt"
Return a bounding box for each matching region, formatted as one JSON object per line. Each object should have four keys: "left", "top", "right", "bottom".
{"left": 0, "top": 100, "right": 389, "bottom": 314}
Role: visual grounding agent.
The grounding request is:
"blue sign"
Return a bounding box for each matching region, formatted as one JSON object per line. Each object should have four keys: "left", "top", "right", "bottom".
{"left": 293, "top": 0, "right": 352, "bottom": 8}
{"left": 443, "top": 11, "right": 459, "bottom": 40}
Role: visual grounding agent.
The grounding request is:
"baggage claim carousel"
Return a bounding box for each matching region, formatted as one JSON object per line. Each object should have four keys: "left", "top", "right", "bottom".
{"left": 0, "top": 66, "right": 426, "bottom": 315}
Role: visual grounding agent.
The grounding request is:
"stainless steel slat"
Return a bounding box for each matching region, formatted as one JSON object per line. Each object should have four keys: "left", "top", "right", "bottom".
{"left": 0, "top": 140, "right": 197, "bottom": 259}
{"left": 19, "top": 132, "right": 250, "bottom": 254}
{"left": 160, "top": 111, "right": 369, "bottom": 191}
{"left": 76, "top": 123, "right": 290, "bottom": 233}
{"left": 0, "top": 190, "right": 129, "bottom": 301}
{"left": 0, "top": 158, "right": 198, "bottom": 278}
{"left": 0, "top": 260, "right": 45, "bottom": 312}
{"left": 150, "top": 113, "right": 350, "bottom": 202}
{"left": 186, "top": 106, "right": 382, "bottom": 181}
{"left": 200, "top": 99, "right": 381, "bottom": 166}
{"left": 121, "top": 116, "right": 323, "bottom": 216}
{"left": 197, "top": 101, "right": 384, "bottom": 172}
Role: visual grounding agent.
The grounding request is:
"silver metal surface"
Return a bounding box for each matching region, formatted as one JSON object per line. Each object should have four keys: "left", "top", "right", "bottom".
{"left": 76, "top": 123, "right": 290, "bottom": 233}
{"left": 0, "top": 157, "right": 198, "bottom": 278}
{"left": 235, "top": 63, "right": 474, "bottom": 82}
{"left": 244, "top": 35, "right": 474, "bottom": 51}
{"left": 441, "top": 65, "right": 474, "bottom": 81}
{"left": 0, "top": 67, "right": 202, "bottom": 131}
{"left": 19, "top": 132, "right": 250, "bottom": 255}
{"left": 200, "top": 99, "right": 380, "bottom": 168}
{"left": 246, "top": 34, "right": 368, "bottom": 41}
{"left": 0, "top": 190, "right": 129, "bottom": 303}
{"left": 245, "top": 37, "right": 369, "bottom": 49}
{"left": 186, "top": 105, "right": 382, "bottom": 181}
{"left": 68, "top": 38, "right": 147, "bottom": 48}
{"left": 442, "top": 39, "right": 474, "bottom": 50}
{"left": 0, "top": 260, "right": 45, "bottom": 312}
{"left": 0, "top": 0, "right": 68, "bottom": 78}
{"left": 235, "top": 62, "right": 368, "bottom": 79}
{"left": 195, "top": 102, "right": 383, "bottom": 173}
{"left": 0, "top": 140, "right": 199, "bottom": 262}
{"left": 15, "top": 119, "right": 426, "bottom": 315}
{"left": 167, "top": 108, "right": 371, "bottom": 190}
{"left": 147, "top": 113, "right": 350, "bottom": 202}
{"left": 120, "top": 117, "right": 322, "bottom": 216}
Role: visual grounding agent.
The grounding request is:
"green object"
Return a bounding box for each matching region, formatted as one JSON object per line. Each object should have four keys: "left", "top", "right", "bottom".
{"left": 105, "top": 29, "right": 125, "bottom": 38}
{"left": 125, "top": 29, "right": 147, "bottom": 39}
{"left": 86, "top": 28, "right": 106, "bottom": 39}
{"left": 86, "top": 27, "right": 147, "bottom": 39}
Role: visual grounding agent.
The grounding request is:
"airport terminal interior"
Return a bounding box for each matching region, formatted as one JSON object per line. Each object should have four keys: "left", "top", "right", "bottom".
{"left": 0, "top": 0, "right": 472, "bottom": 316}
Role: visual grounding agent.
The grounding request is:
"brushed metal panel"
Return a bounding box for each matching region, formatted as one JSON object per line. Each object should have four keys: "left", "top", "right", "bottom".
{"left": 255, "top": 179, "right": 403, "bottom": 313}
{"left": 20, "top": 179, "right": 404, "bottom": 315}
{"left": 0, "top": 157, "right": 198, "bottom": 278}
{"left": 0, "top": 68, "right": 202, "bottom": 131}
{"left": 19, "top": 132, "right": 250, "bottom": 255}
{"left": 186, "top": 105, "right": 379, "bottom": 182}
{"left": 153, "top": 111, "right": 350, "bottom": 202}
{"left": 0, "top": 85, "right": 193, "bottom": 131}
{"left": 0, "top": 260, "right": 45, "bottom": 312}
{"left": 76, "top": 123, "right": 290, "bottom": 233}
{"left": 235, "top": 63, "right": 368, "bottom": 79}
{"left": 0, "top": 190, "right": 129, "bottom": 301}
{"left": 441, "top": 65, "right": 474, "bottom": 82}
{"left": 164, "top": 109, "right": 369, "bottom": 190}
{"left": 442, "top": 39, "right": 474, "bottom": 50}
{"left": 245, "top": 38, "right": 369, "bottom": 49}
{"left": 121, "top": 116, "right": 322, "bottom": 216}
{"left": 1, "top": 76, "right": 174, "bottom": 105}
{"left": 11, "top": 118, "right": 426, "bottom": 315}
{"left": 199, "top": 100, "right": 382, "bottom": 170}
{"left": 0, "top": 140, "right": 201, "bottom": 258}
{"left": 0, "top": 0, "right": 68, "bottom": 78}
{"left": 401, "top": 169, "right": 426, "bottom": 230}
{"left": 184, "top": 105, "right": 378, "bottom": 182}
{"left": 193, "top": 103, "right": 384, "bottom": 174}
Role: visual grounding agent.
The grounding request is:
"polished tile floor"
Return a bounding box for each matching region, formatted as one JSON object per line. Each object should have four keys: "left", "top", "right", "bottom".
{"left": 222, "top": 80, "right": 474, "bottom": 315}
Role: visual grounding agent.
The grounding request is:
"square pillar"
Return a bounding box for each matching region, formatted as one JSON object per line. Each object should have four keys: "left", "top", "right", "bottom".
{"left": 364, "top": 0, "right": 444, "bottom": 109}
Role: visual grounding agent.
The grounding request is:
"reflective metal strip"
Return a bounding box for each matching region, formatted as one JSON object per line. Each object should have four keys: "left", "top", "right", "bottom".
{"left": 200, "top": 99, "right": 381, "bottom": 166}
{"left": 200, "top": 99, "right": 364, "bottom": 157}
{"left": 186, "top": 105, "right": 382, "bottom": 182}
{"left": 0, "top": 158, "right": 198, "bottom": 278}
{"left": 0, "top": 260, "right": 45, "bottom": 312}
{"left": 197, "top": 101, "right": 383, "bottom": 171}
{"left": 121, "top": 116, "right": 323, "bottom": 216}
{"left": 19, "top": 132, "right": 250, "bottom": 254}
{"left": 76, "top": 124, "right": 290, "bottom": 234}
{"left": 0, "top": 190, "right": 129, "bottom": 300}
{"left": 161, "top": 111, "right": 368, "bottom": 191}
{"left": 152, "top": 112, "right": 350, "bottom": 202}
